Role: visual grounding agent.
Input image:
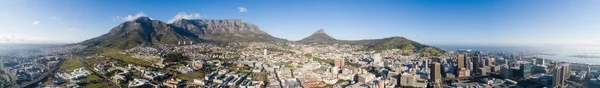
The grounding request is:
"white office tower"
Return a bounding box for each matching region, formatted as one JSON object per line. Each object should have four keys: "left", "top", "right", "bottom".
{"left": 263, "top": 49, "right": 268, "bottom": 59}
{"left": 178, "top": 41, "right": 181, "bottom": 45}
{"left": 373, "top": 54, "right": 382, "bottom": 67}
{"left": 189, "top": 41, "right": 193, "bottom": 45}
{"left": 183, "top": 41, "right": 186, "bottom": 45}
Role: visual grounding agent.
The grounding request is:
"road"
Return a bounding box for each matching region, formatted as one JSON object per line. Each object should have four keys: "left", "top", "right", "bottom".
{"left": 14, "top": 60, "right": 63, "bottom": 88}
{"left": 77, "top": 57, "right": 121, "bottom": 88}
{"left": 273, "top": 69, "right": 284, "bottom": 88}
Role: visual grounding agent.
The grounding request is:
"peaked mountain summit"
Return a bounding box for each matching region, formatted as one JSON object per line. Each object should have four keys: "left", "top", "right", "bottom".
{"left": 298, "top": 29, "right": 337, "bottom": 43}
{"left": 80, "top": 17, "right": 285, "bottom": 49}
{"left": 297, "top": 29, "right": 439, "bottom": 52}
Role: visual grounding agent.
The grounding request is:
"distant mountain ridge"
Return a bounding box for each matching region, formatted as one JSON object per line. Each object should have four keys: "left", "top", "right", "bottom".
{"left": 297, "top": 29, "right": 436, "bottom": 51}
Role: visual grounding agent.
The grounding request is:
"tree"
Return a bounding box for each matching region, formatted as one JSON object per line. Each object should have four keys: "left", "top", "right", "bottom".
{"left": 163, "top": 52, "right": 189, "bottom": 62}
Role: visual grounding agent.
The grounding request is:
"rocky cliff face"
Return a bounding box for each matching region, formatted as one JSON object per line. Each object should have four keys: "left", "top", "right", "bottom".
{"left": 81, "top": 17, "right": 285, "bottom": 49}
{"left": 170, "top": 19, "right": 285, "bottom": 42}
{"left": 81, "top": 17, "right": 201, "bottom": 49}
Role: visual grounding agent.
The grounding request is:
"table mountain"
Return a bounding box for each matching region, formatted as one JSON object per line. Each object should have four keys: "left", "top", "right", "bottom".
{"left": 170, "top": 19, "right": 286, "bottom": 42}
{"left": 80, "top": 17, "right": 285, "bottom": 49}
{"left": 80, "top": 17, "right": 201, "bottom": 49}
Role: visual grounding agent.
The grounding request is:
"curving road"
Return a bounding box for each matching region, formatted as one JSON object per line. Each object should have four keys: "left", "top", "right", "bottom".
{"left": 14, "top": 60, "right": 63, "bottom": 88}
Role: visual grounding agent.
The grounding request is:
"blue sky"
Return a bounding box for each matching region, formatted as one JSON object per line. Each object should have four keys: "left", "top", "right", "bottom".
{"left": 1, "top": 0, "right": 599, "bottom": 47}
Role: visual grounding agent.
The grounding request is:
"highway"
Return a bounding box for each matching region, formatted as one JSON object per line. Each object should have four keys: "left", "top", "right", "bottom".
{"left": 14, "top": 60, "right": 63, "bottom": 88}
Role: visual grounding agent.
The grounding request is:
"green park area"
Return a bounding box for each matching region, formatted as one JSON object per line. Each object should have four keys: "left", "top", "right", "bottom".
{"left": 99, "top": 49, "right": 152, "bottom": 67}
{"left": 59, "top": 57, "right": 84, "bottom": 70}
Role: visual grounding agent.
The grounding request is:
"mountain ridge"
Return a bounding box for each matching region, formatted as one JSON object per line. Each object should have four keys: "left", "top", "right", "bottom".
{"left": 297, "top": 29, "right": 440, "bottom": 53}
{"left": 79, "top": 17, "right": 440, "bottom": 56}
{"left": 80, "top": 17, "right": 285, "bottom": 49}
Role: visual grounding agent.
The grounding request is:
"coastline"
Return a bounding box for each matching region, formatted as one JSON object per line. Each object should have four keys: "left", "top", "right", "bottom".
{"left": 434, "top": 45, "right": 600, "bottom": 65}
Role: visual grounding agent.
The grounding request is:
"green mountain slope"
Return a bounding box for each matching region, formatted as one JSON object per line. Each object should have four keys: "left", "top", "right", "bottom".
{"left": 80, "top": 17, "right": 201, "bottom": 49}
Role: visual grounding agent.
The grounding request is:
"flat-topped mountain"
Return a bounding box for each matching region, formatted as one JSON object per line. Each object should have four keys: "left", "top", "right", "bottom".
{"left": 171, "top": 19, "right": 285, "bottom": 42}
{"left": 80, "top": 17, "right": 285, "bottom": 49}
{"left": 80, "top": 17, "right": 201, "bottom": 49}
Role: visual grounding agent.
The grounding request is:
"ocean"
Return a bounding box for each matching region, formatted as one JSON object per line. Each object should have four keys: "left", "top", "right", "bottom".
{"left": 434, "top": 45, "right": 600, "bottom": 65}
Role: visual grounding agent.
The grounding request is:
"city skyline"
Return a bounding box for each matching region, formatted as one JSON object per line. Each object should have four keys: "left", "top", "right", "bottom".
{"left": 2, "top": 1, "right": 600, "bottom": 87}
{"left": 1, "top": 0, "right": 600, "bottom": 47}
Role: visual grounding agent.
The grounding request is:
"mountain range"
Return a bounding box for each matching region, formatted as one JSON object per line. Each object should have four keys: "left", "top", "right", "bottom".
{"left": 80, "top": 17, "right": 439, "bottom": 53}
{"left": 299, "top": 29, "right": 430, "bottom": 50}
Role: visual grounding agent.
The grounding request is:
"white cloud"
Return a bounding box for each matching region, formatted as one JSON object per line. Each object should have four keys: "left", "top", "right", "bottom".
{"left": 52, "top": 16, "right": 63, "bottom": 24}
{"left": 238, "top": 7, "right": 247, "bottom": 13}
{"left": 0, "top": 34, "right": 30, "bottom": 43}
{"left": 32, "top": 21, "right": 39, "bottom": 25}
{"left": 168, "top": 12, "right": 201, "bottom": 23}
{"left": 115, "top": 12, "right": 147, "bottom": 21}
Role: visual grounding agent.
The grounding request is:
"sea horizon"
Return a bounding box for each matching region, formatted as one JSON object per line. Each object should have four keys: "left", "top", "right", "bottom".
{"left": 434, "top": 44, "right": 600, "bottom": 65}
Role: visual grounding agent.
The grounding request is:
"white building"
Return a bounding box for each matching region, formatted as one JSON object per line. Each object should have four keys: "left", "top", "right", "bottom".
{"left": 373, "top": 54, "right": 382, "bottom": 67}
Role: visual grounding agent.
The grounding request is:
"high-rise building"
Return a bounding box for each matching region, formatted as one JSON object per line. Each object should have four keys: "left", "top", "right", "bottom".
{"left": 480, "top": 66, "right": 490, "bottom": 75}
{"left": 536, "top": 59, "right": 545, "bottom": 65}
{"left": 457, "top": 68, "right": 470, "bottom": 78}
{"left": 429, "top": 62, "right": 442, "bottom": 83}
{"left": 335, "top": 59, "right": 344, "bottom": 68}
{"left": 486, "top": 58, "right": 495, "bottom": 66}
{"left": 458, "top": 54, "right": 466, "bottom": 69}
{"left": 263, "top": 49, "right": 268, "bottom": 59}
{"left": 553, "top": 63, "right": 570, "bottom": 88}
{"left": 472, "top": 54, "right": 481, "bottom": 74}
{"left": 500, "top": 65, "right": 512, "bottom": 79}
{"left": 520, "top": 63, "right": 533, "bottom": 78}
{"left": 373, "top": 54, "right": 382, "bottom": 67}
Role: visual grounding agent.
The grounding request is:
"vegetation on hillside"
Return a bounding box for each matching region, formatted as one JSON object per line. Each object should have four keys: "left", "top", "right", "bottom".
{"left": 163, "top": 52, "right": 189, "bottom": 63}
{"left": 59, "top": 57, "right": 84, "bottom": 70}
{"left": 420, "top": 47, "right": 443, "bottom": 57}
{"left": 99, "top": 49, "right": 152, "bottom": 66}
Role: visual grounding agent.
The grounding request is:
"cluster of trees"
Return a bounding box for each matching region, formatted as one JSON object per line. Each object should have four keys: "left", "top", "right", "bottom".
{"left": 163, "top": 52, "right": 189, "bottom": 62}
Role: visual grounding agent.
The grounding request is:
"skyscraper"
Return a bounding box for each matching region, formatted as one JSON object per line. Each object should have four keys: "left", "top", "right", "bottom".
{"left": 429, "top": 62, "right": 442, "bottom": 83}
{"left": 500, "top": 65, "right": 512, "bottom": 79}
{"left": 553, "top": 63, "right": 570, "bottom": 88}
{"left": 472, "top": 54, "right": 481, "bottom": 74}
{"left": 520, "top": 63, "right": 533, "bottom": 78}
{"left": 335, "top": 59, "right": 344, "bottom": 68}
{"left": 458, "top": 53, "right": 466, "bottom": 69}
